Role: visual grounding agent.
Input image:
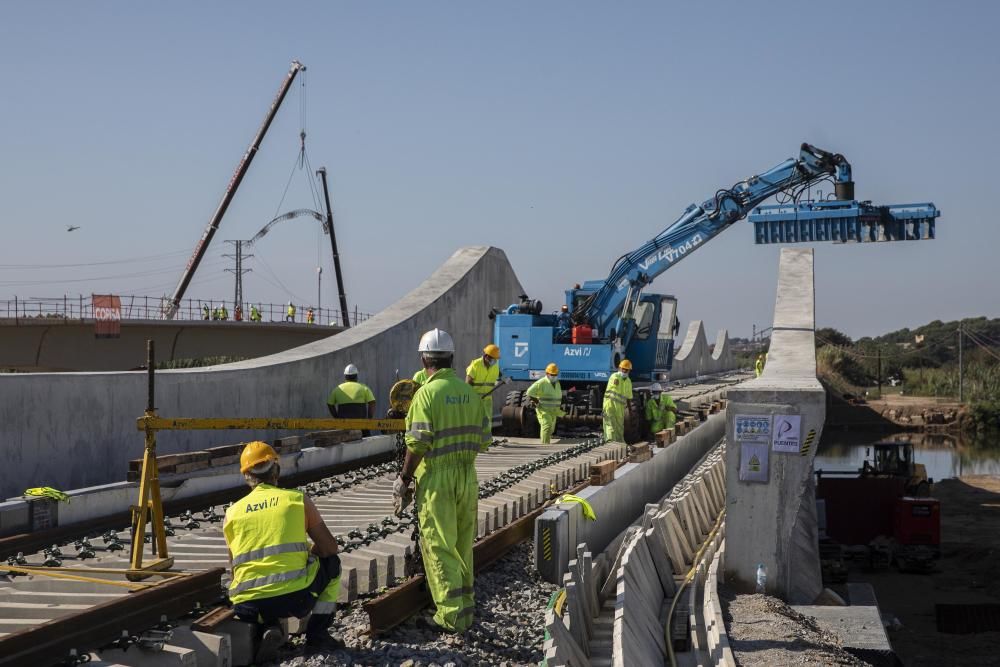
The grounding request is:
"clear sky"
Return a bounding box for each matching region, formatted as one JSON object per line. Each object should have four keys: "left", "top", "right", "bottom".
{"left": 1, "top": 2, "right": 996, "bottom": 339}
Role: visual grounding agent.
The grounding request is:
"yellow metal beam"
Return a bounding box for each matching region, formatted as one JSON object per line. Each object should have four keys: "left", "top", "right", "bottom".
{"left": 137, "top": 417, "right": 405, "bottom": 432}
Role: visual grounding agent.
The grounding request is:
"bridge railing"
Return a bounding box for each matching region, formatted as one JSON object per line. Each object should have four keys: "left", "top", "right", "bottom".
{"left": 0, "top": 296, "right": 374, "bottom": 327}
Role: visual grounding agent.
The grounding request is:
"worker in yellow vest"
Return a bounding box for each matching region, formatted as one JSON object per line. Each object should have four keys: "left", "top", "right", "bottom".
{"left": 466, "top": 344, "right": 501, "bottom": 425}
{"left": 223, "top": 442, "right": 343, "bottom": 660}
{"left": 526, "top": 362, "right": 565, "bottom": 443}
{"left": 286, "top": 302, "right": 296, "bottom": 323}
{"left": 645, "top": 383, "right": 677, "bottom": 436}
{"left": 602, "top": 359, "right": 633, "bottom": 442}
{"left": 327, "top": 364, "right": 377, "bottom": 435}
{"left": 755, "top": 353, "right": 765, "bottom": 378}
{"left": 412, "top": 368, "right": 429, "bottom": 388}
{"left": 394, "top": 328, "right": 492, "bottom": 632}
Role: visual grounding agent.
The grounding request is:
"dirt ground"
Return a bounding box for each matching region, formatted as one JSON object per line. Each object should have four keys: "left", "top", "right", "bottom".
{"left": 851, "top": 475, "right": 1000, "bottom": 666}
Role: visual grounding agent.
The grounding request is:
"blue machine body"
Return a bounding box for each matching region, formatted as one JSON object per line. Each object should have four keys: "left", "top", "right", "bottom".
{"left": 494, "top": 143, "right": 940, "bottom": 389}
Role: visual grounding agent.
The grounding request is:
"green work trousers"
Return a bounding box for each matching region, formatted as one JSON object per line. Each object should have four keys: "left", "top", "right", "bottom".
{"left": 416, "top": 464, "right": 478, "bottom": 632}
{"left": 537, "top": 409, "right": 560, "bottom": 444}
{"left": 603, "top": 403, "right": 624, "bottom": 442}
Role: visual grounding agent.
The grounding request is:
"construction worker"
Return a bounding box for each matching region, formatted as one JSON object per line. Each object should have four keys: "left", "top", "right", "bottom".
{"left": 526, "top": 362, "right": 564, "bottom": 443}
{"left": 412, "top": 368, "right": 429, "bottom": 388}
{"left": 250, "top": 304, "right": 261, "bottom": 322}
{"left": 555, "top": 305, "right": 572, "bottom": 342}
{"left": 234, "top": 305, "right": 243, "bottom": 321}
{"left": 202, "top": 304, "right": 211, "bottom": 320}
{"left": 602, "top": 359, "right": 633, "bottom": 442}
{"left": 306, "top": 307, "right": 315, "bottom": 325}
{"left": 394, "top": 328, "right": 491, "bottom": 632}
{"left": 327, "top": 364, "right": 376, "bottom": 435}
{"left": 286, "top": 302, "right": 296, "bottom": 323}
{"left": 212, "top": 305, "right": 220, "bottom": 321}
{"left": 645, "top": 383, "right": 677, "bottom": 436}
{"left": 223, "top": 442, "right": 343, "bottom": 660}
{"left": 466, "top": 344, "right": 501, "bottom": 425}
{"left": 220, "top": 304, "right": 229, "bottom": 321}
{"left": 755, "top": 354, "right": 765, "bottom": 378}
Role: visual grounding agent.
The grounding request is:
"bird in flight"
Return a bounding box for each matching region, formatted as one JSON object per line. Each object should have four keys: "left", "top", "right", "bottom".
{"left": 66, "top": 225, "right": 81, "bottom": 232}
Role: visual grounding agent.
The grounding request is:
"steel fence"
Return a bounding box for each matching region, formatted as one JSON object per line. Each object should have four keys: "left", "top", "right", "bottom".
{"left": 0, "top": 295, "right": 373, "bottom": 327}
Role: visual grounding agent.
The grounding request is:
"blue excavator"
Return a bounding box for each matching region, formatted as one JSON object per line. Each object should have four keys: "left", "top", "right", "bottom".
{"left": 493, "top": 143, "right": 940, "bottom": 440}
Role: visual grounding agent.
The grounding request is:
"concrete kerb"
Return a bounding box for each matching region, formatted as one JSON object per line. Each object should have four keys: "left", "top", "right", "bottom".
{"left": 0, "top": 434, "right": 389, "bottom": 534}
{"left": 0, "top": 246, "right": 524, "bottom": 497}
{"left": 723, "top": 247, "right": 826, "bottom": 604}
{"left": 534, "top": 412, "right": 725, "bottom": 586}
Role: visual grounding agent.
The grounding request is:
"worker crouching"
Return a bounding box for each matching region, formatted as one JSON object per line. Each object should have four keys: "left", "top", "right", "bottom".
{"left": 394, "top": 328, "right": 492, "bottom": 632}
{"left": 223, "top": 442, "right": 343, "bottom": 660}
{"left": 645, "top": 383, "right": 677, "bottom": 437}
{"left": 527, "top": 363, "right": 565, "bottom": 443}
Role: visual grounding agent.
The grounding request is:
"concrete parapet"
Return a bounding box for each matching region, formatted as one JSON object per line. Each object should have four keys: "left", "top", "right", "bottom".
{"left": 0, "top": 246, "right": 523, "bottom": 497}
{"left": 535, "top": 412, "right": 725, "bottom": 585}
{"left": 723, "top": 248, "right": 826, "bottom": 604}
{"left": 671, "top": 320, "right": 736, "bottom": 380}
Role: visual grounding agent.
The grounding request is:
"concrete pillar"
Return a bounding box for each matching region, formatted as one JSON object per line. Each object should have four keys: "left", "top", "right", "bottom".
{"left": 724, "top": 248, "right": 826, "bottom": 604}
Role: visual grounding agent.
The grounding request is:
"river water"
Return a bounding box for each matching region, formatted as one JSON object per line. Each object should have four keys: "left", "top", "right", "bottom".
{"left": 815, "top": 429, "right": 1000, "bottom": 481}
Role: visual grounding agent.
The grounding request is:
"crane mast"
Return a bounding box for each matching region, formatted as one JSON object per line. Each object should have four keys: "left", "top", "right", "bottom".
{"left": 163, "top": 60, "right": 305, "bottom": 319}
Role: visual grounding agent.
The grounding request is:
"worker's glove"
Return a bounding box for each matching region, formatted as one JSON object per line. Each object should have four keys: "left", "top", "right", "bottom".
{"left": 494, "top": 376, "right": 511, "bottom": 387}
{"left": 392, "top": 476, "right": 414, "bottom": 517}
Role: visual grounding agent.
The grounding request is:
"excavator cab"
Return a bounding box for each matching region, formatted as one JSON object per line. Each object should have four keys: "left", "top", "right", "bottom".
{"left": 862, "top": 442, "right": 931, "bottom": 496}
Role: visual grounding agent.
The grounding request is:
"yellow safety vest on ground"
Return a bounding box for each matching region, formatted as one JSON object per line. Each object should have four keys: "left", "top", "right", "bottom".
{"left": 223, "top": 484, "right": 316, "bottom": 604}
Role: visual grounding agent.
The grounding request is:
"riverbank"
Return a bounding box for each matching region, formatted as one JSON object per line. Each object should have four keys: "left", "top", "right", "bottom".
{"left": 852, "top": 475, "right": 1000, "bottom": 666}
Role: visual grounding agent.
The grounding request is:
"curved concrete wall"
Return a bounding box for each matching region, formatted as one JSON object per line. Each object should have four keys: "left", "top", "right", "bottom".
{"left": 0, "top": 246, "right": 523, "bottom": 497}
{"left": 0, "top": 320, "right": 341, "bottom": 371}
{"left": 671, "top": 320, "right": 735, "bottom": 380}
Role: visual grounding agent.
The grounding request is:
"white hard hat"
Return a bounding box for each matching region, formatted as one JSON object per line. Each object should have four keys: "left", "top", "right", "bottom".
{"left": 650, "top": 383, "right": 663, "bottom": 392}
{"left": 344, "top": 363, "right": 359, "bottom": 376}
{"left": 418, "top": 328, "right": 455, "bottom": 353}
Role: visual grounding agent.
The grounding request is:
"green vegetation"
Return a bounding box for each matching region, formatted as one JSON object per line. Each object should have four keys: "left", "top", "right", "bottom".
{"left": 815, "top": 319, "right": 1000, "bottom": 417}
{"left": 155, "top": 356, "right": 247, "bottom": 369}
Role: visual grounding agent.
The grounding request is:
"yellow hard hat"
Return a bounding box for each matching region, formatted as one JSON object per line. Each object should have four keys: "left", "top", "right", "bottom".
{"left": 240, "top": 441, "right": 278, "bottom": 474}
{"left": 484, "top": 344, "right": 501, "bottom": 359}
{"left": 619, "top": 359, "right": 633, "bottom": 371}
{"left": 546, "top": 362, "right": 559, "bottom": 375}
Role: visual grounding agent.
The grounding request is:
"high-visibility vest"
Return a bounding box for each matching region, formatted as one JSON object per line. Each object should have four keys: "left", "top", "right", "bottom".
{"left": 526, "top": 377, "right": 562, "bottom": 415}
{"left": 405, "top": 368, "right": 492, "bottom": 475}
{"left": 328, "top": 381, "right": 375, "bottom": 419}
{"left": 465, "top": 357, "right": 499, "bottom": 400}
{"left": 603, "top": 372, "right": 633, "bottom": 411}
{"left": 223, "top": 484, "right": 316, "bottom": 604}
{"left": 288, "top": 305, "right": 296, "bottom": 317}
{"left": 412, "top": 368, "right": 429, "bottom": 387}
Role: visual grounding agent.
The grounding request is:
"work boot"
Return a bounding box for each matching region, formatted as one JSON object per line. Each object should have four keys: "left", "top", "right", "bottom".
{"left": 255, "top": 625, "right": 285, "bottom": 663}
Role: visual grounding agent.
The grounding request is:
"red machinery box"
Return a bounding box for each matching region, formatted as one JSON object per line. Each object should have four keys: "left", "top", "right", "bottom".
{"left": 572, "top": 325, "right": 593, "bottom": 344}
{"left": 893, "top": 497, "right": 940, "bottom": 546}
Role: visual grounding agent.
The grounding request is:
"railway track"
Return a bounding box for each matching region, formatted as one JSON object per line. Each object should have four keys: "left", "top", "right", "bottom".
{"left": 0, "top": 373, "right": 745, "bottom": 665}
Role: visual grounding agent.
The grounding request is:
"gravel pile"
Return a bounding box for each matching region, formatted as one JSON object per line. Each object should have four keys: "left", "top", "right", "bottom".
{"left": 721, "top": 589, "right": 870, "bottom": 666}
{"left": 278, "top": 543, "right": 557, "bottom": 667}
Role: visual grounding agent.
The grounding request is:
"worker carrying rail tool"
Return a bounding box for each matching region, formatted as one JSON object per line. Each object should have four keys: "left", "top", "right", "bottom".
{"left": 526, "top": 363, "right": 565, "bottom": 443}
{"left": 645, "top": 383, "right": 677, "bottom": 437}
{"left": 327, "top": 364, "right": 377, "bottom": 435}
{"left": 466, "top": 343, "right": 502, "bottom": 425}
{"left": 393, "top": 328, "right": 492, "bottom": 632}
{"left": 223, "top": 442, "right": 343, "bottom": 661}
{"left": 602, "top": 359, "right": 633, "bottom": 442}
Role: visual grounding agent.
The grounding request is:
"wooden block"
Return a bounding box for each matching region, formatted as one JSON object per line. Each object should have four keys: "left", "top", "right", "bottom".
{"left": 205, "top": 444, "right": 244, "bottom": 457}
{"left": 174, "top": 460, "right": 210, "bottom": 474}
{"left": 274, "top": 440, "right": 302, "bottom": 454}
{"left": 209, "top": 455, "right": 240, "bottom": 467}
{"left": 590, "top": 459, "right": 616, "bottom": 486}
{"left": 629, "top": 443, "right": 651, "bottom": 463}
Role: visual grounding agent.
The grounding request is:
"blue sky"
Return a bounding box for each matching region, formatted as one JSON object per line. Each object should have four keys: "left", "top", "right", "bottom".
{"left": 0, "top": 2, "right": 996, "bottom": 338}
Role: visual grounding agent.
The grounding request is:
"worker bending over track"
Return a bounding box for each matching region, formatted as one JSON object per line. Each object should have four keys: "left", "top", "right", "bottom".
{"left": 466, "top": 344, "right": 502, "bottom": 425}
{"left": 394, "top": 328, "right": 492, "bottom": 632}
{"left": 526, "top": 363, "right": 565, "bottom": 443}
{"left": 602, "top": 359, "right": 633, "bottom": 442}
{"left": 223, "top": 442, "right": 343, "bottom": 661}
{"left": 645, "top": 383, "right": 677, "bottom": 436}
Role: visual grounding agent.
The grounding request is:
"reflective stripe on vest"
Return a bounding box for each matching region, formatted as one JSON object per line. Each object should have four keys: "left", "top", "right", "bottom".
{"left": 223, "top": 485, "right": 313, "bottom": 603}
{"left": 404, "top": 368, "right": 491, "bottom": 470}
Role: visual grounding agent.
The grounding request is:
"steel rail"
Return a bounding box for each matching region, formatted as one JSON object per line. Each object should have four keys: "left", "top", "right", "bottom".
{"left": 363, "top": 479, "right": 591, "bottom": 635}
{"left": 0, "top": 568, "right": 224, "bottom": 667}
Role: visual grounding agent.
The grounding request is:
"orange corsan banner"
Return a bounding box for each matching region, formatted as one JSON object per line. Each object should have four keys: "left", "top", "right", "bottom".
{"left": 92, "top": 294, "right": 121, "bottom": 338}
